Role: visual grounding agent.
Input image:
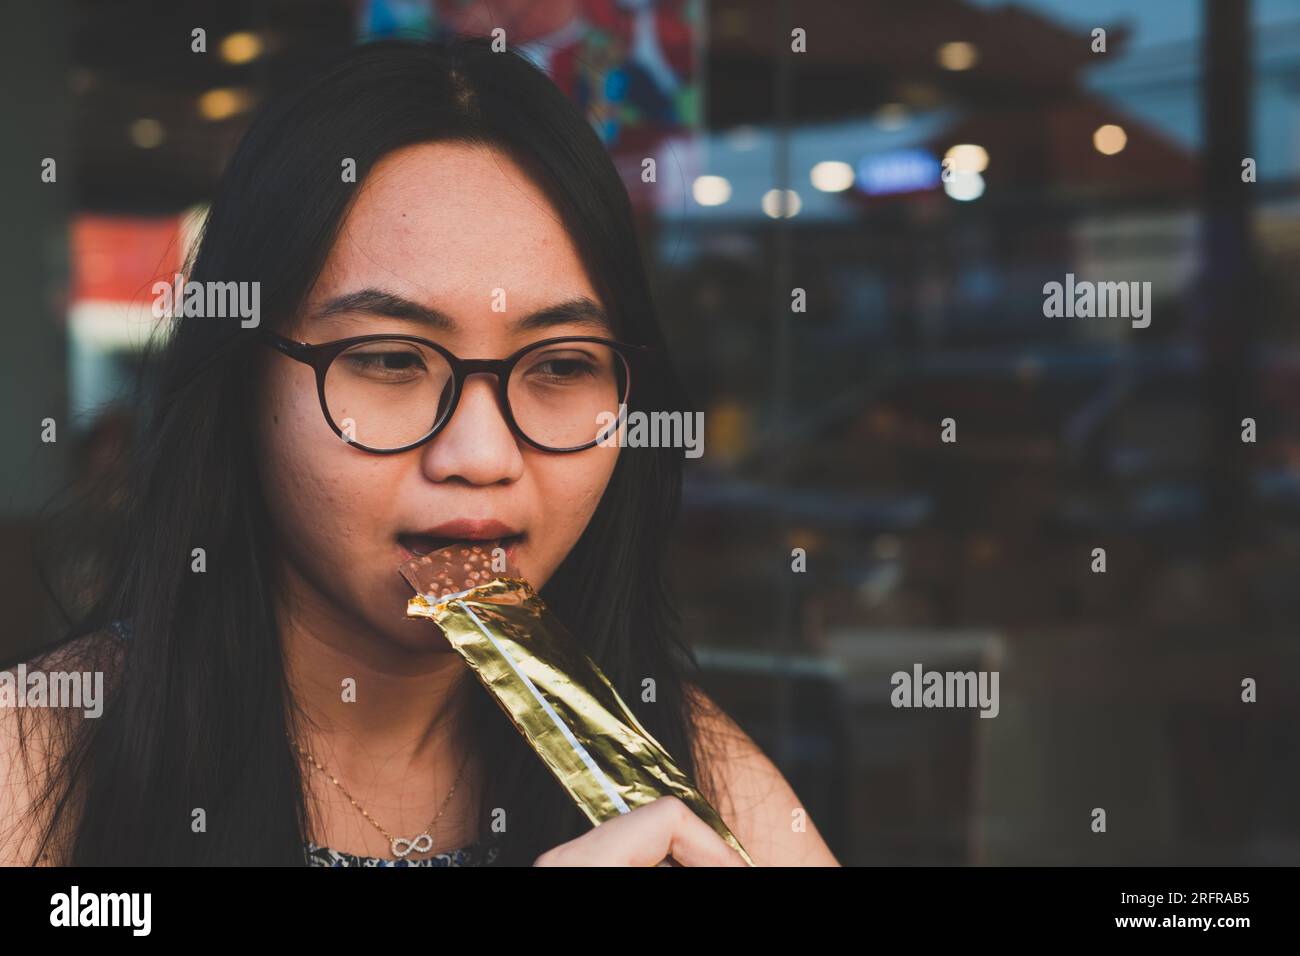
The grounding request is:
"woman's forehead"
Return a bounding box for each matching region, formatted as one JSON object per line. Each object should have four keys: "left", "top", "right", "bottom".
{"left": 306, "top": 142, "right": 600, "bottom": 334}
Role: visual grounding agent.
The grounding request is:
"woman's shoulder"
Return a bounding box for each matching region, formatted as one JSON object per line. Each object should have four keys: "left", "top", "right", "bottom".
{"left": 684, "top": 682, "right": 841, "bottom": 866}
{"left": 19, "top": 627, "right": 131, "bottom": 699}
{"left": 683, "top": 682, "right": 764, "bottom": 819}
{"left": 0, "top": 627, "right": 126, "bottom": 866}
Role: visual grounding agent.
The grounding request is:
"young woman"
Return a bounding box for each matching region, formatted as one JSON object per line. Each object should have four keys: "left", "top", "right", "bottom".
{"left": 0, "top": 36, "right": 838, "bottom": 867}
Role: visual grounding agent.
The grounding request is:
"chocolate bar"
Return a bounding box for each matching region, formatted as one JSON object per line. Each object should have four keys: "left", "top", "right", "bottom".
{"left": 398, "top": 542, "right": 756, "bottom": 866}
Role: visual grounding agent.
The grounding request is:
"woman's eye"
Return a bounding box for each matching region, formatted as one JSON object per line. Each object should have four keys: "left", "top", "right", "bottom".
{"left": 524, "top": 354, "right": 598, "bottom": 382}
{"left": 340, "top": 350, "right": 427, "bottom": 379}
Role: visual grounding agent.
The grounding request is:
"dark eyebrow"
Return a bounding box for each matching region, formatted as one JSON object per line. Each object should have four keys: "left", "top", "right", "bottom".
{"left": 312, "top": 288, "right": 613, "bottom": 335}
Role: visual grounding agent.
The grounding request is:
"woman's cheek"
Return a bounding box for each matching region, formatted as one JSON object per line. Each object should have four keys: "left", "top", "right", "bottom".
{"left": 262, "top": 405, "right": 361, "bottom": 557}
{"left": 540, "top": 452, "right": 617, "bottom": 567}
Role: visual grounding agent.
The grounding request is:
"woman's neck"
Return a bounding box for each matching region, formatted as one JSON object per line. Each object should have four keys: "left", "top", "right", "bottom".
{"left": 281, "top": 606, "right": 468, "bottom": 752}
{"left": 275, "top": 573, "right": 483, "bottom": 854}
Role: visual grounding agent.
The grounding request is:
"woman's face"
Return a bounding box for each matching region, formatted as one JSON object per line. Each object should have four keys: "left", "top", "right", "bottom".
{"left": 255, "top": 142, "right": 620, "bottom": 652}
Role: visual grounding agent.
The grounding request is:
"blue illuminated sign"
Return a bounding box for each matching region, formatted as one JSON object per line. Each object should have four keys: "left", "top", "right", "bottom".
{"left": 857, "top": 149, "right": 941, "bottom": 195}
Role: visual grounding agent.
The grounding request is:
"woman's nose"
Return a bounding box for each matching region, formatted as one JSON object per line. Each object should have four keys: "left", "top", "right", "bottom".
{"left": 419, "top": 373, "right": 524, "bottom": 485}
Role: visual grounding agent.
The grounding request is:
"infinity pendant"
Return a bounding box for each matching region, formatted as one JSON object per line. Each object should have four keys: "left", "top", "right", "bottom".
{"left": 391, "top": 833, "right": 435, "bottom": 858}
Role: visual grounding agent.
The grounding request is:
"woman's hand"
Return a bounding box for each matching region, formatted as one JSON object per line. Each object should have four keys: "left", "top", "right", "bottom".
{"left": 532, "top": 796, "right": 751, "bottom": 867}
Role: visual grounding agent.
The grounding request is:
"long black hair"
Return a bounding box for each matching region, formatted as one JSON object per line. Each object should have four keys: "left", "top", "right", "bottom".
{"left": 11, "top": 36, "right": 716, "bottom": 866}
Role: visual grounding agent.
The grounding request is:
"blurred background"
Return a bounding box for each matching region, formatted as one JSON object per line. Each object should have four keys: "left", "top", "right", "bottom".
{"left": 3, "top": 0, "right": 1299, "bottom": 865}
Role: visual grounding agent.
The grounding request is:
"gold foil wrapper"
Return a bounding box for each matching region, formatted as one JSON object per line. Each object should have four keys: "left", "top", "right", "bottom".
{"left": 399, "top": 544, "right": 756, "bottom": 866}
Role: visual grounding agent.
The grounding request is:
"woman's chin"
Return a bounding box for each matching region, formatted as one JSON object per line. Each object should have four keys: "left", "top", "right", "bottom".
{"left": 383, "top": 615, "right": 453, "bottom": 652}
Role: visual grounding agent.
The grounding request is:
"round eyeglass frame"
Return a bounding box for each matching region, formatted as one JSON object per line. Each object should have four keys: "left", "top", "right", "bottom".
{"left": 257, "top": 328, "right": 655, "bottom": 454}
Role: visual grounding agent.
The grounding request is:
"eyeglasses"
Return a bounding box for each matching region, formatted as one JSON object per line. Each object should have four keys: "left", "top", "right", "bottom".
{"left": 258, "top": 329, "right": 654, "bottom": 454}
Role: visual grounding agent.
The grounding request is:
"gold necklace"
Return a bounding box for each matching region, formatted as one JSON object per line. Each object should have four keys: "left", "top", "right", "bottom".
{"left": 288, "top": 731, "right": 471, "bottom": 860}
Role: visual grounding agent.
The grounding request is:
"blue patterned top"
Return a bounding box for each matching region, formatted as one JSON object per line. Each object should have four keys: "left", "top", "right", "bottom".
{"left": 107, "top": 620, "right": 500, "bottom": 867}
{"left": 304, "top": 839, "right": 501, "bottom": 867}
